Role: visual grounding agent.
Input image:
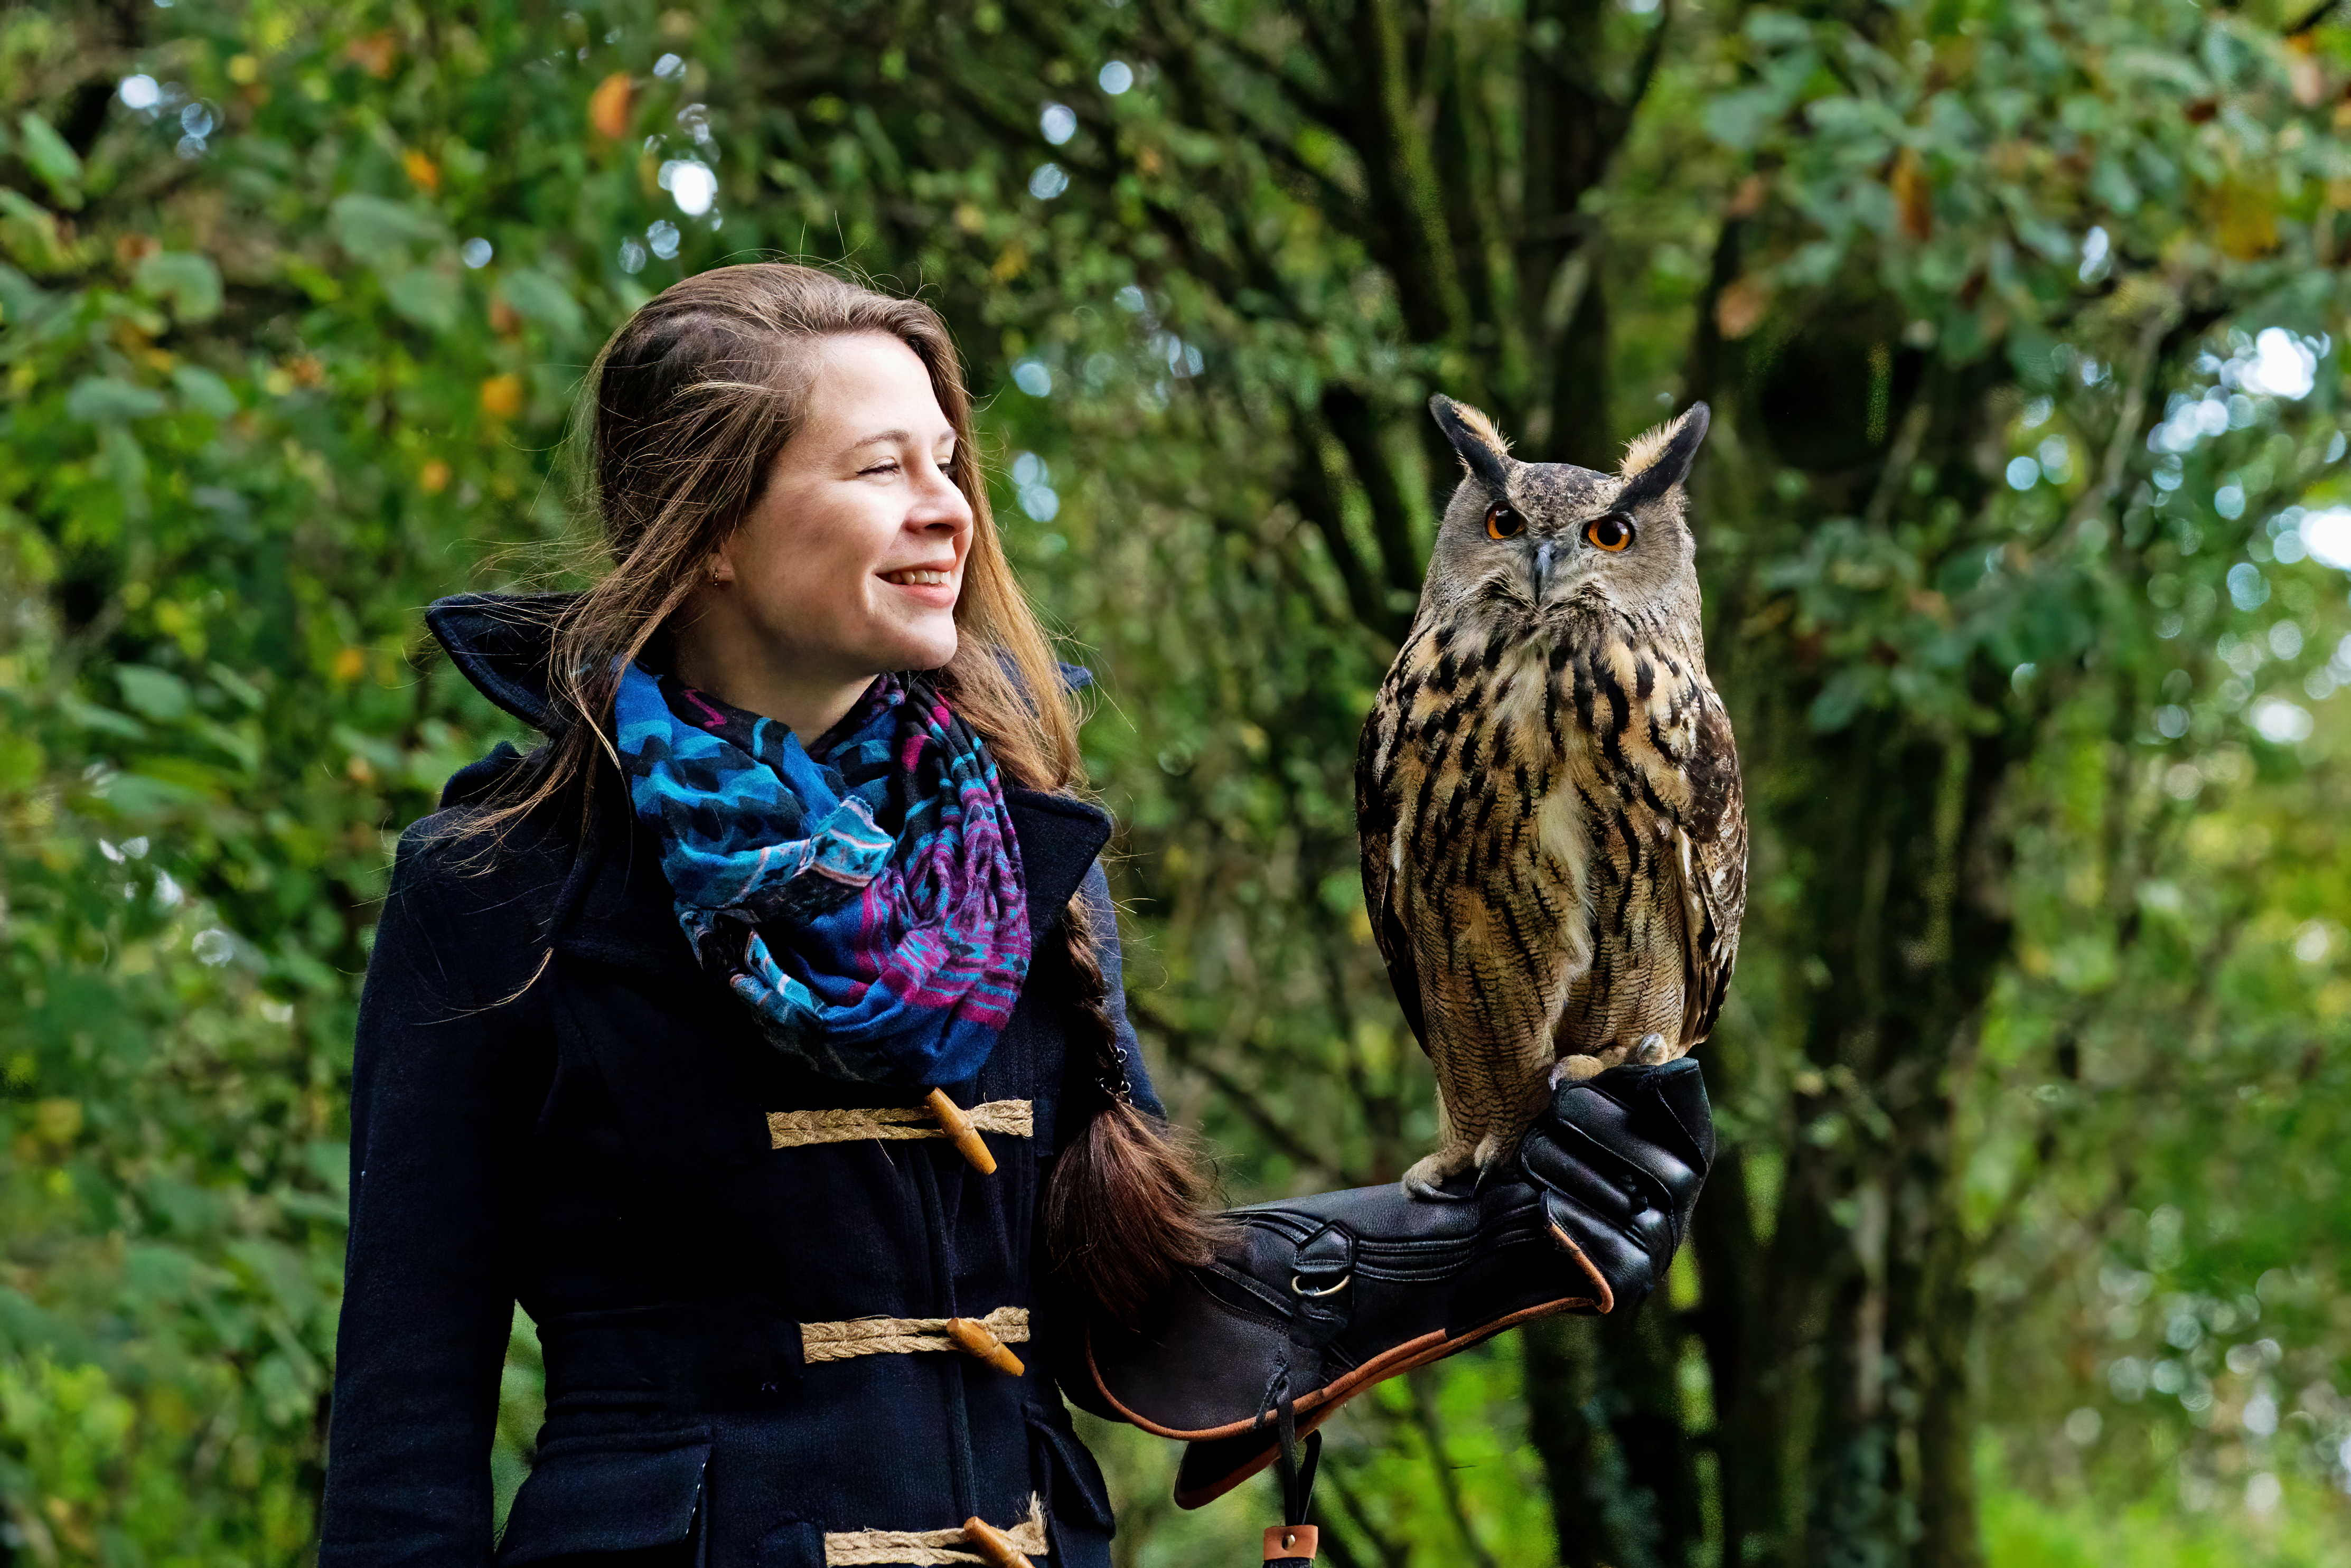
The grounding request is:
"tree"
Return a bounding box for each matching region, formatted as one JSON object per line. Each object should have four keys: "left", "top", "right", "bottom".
{"left": 4, "top": 1, "right": 2349, "bottom": 1563}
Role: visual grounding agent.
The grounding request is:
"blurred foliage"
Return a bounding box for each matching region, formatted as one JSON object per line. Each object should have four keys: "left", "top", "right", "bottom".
{"left": 3, "top": 0, "right": 2351, "bottom": 1565}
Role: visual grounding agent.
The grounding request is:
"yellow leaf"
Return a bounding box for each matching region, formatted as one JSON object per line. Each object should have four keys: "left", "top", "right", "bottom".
{"left": 33, "top": 1098, "right": 82, "bottom": 1146}
{"left": 419, "top": 459, "right": 451, "bottom": 494}
{"left": 589, "top": 72, "right": 635, "bottom": 139}
{"left": 402, "top": 149, "right": 439, "bottom": 195}
{"left": 332, "top": 647, "right": 366, "bottom": 683}
{"left": 2207, "top": 180, "right": 2279, "bottom": 261}
{"left": 480, "top": 373, "right": 524, "bottom": 419}
{"left": 1890, "top": 147, "right": 1932, "bottom": 241}
{"left": 1716, "top": 277, "right": 1769, "bottom": 340}
{"left": 345, "top": 30, "right": 397, "bottom": 79}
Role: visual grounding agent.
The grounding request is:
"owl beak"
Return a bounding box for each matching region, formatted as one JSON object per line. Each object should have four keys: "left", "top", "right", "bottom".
{"left": 1532, "top": 540, "right": 1555, "bottom": 598}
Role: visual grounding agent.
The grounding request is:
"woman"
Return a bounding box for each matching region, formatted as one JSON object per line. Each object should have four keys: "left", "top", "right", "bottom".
{"left": 320, "top": 264, "right": 1712, "bottom": 1568}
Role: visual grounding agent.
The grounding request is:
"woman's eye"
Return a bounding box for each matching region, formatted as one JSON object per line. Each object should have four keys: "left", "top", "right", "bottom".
{"left": 1585, "top": 513, "right": 1634, "bottom": 552}
{"left": 1485, "top": 504, "right": 1525, "bottom": 540}
{"left": 861, "top": 461, "right": 902, "bottom": 478}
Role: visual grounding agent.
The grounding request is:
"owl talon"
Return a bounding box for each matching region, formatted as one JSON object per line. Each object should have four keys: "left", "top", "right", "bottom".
{"left": 1401, "top": 1150, "right": 1477, "bottom": 1203}
{"left": 1550, "top": 1055, "right": 1606, "bottom": 1089}
{"left": 1635, "top": 1033, "right": 1671, "bottom": 1066}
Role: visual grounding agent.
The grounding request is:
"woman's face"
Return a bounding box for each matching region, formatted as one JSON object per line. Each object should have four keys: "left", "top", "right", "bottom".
{"left": 701, "top": 332, "right": 974, "bottom": 700}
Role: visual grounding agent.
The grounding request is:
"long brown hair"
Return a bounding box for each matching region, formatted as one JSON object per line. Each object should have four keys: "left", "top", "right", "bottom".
{"left": 486, "top": 263, "right": 1215, "bottom": 1321}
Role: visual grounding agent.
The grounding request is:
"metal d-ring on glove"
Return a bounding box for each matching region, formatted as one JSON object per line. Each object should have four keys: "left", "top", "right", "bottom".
{"left": 1076, "top": 1058, "right": 1715, "bottom": 1521}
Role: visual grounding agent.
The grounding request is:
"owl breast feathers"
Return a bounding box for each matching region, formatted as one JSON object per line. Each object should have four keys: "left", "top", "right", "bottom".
{"left": 1357, "top": 395, "right": 1747, "bottom": 1199}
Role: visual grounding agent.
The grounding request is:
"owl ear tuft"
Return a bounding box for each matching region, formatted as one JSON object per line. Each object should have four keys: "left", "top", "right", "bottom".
{"left": 1616, "top": 401, "right": 1711, "bottom": 509}
{"left": 1429, "top": 394, "right": 1514, "bottom": 494}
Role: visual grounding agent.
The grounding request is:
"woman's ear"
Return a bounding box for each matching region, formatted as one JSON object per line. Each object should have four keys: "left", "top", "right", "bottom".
{"left": 708, "top": 544, "right": 737, "bottom": 585}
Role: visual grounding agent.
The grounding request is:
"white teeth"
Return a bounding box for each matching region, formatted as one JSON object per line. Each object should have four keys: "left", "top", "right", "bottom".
{"left": 885, "top": 569, "right": 952, "bottom": 586}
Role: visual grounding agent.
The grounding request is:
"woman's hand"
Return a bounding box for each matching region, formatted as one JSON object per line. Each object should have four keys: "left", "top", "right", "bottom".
{"left": 1517, "top": 1057, "right": 1715, "bottom": 1315}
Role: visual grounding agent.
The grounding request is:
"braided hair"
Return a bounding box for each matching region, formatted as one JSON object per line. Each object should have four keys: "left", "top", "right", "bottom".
{"left": 1042, "top": 888, "right": 1225, "bottom": 1326}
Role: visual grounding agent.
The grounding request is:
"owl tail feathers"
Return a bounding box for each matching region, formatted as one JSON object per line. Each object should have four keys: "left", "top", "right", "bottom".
{"left": 1045, "top": 1097, "right": 1231, "bottom": 1327}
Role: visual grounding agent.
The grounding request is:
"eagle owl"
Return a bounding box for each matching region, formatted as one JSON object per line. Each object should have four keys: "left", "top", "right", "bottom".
{"left": 1357, "top": 396, "right": 1747, "bottom": 1199}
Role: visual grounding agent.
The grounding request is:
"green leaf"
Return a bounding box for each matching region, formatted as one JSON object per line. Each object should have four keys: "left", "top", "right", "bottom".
{"left": 171, "top": 364, "right": 238, "bottom": 418}
{"left": 494, "top": 267, "right": 585, "bottom": 341}
{"left": 55, "top": 694, "right": 148, "bottom": 741}
{"left": 134, "top": 251, "right": 224, "bottom": 323}
{"left": 1808, "top": 666, "right": 1883, "bottom": 731}
{"left": 1704, "top": 88, "right": 1786, "bottom": 152}
{"left": 64, "top": 377, "right": 169, "bottom": 424}
{"left": 0, "top": 257, "right": 48, "bottom": 323}
{"left": 15, "top": 112, "right": 82, "bottom": 208}
{"left": 116, "top": 666, "right": 191, "bottom": 723}
{"left": 327, "top": 193, "right": 448, "bottom": 259}
{"left": 0, "top": 187, "right": 70, "bottom": 273}
{"left": 383, "top": 268, "right": 462, "bottom": 332}
{"left": 105, "top": 771, "right": 205, "bottom": 815}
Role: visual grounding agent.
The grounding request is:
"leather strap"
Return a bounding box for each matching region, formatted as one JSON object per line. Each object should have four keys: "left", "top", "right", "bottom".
{"left": 1263, "top": 1524, "right": 1319, "bottom": 1564}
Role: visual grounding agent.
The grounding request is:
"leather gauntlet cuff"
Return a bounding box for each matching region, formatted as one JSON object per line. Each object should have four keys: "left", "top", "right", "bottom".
{"left": 1079, "top": 1060, "right": 1713, "bottom": 1508}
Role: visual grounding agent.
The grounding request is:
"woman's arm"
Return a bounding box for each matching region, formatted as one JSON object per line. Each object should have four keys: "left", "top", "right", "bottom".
{"left": 319, "top": 823, "right": 544, "bottom": 1568}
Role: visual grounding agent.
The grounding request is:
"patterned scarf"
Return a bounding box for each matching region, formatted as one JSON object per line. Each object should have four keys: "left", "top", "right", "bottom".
{"left": 612, "top": 663, "right": 1031, "bottom": 1087}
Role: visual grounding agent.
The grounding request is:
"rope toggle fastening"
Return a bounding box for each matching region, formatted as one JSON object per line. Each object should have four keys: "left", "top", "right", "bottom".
{"left": 944, "top": 1316, "right": 1026, "bottom": 1376}
{"left": 923, "top": 1087, "right": 997, "bottom": 1173}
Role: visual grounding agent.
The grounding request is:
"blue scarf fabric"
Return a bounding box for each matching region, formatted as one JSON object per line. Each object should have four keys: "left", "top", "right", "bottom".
{"left": 612, "top": 663, "right": 1031, "bottom": 1087}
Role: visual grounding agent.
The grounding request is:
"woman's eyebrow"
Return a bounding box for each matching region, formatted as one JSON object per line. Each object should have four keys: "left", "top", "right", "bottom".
{"left": 846, "top": 429, "right": 913, "bottom": 451}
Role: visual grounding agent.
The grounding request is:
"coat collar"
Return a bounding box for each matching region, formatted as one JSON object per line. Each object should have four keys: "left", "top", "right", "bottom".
{"left": 423, "top": 591, "right": 1113, "bottom": 981}
{"left": 426, "top": 592, "right": 572, "bottom": 733}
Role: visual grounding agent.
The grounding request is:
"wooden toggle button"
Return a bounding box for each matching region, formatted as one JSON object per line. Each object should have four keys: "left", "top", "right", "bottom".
{"left": 924, "top": 1088, "right": 997, "bottom": 1175}
{"left": 1263, "top": 1524, "right": 1319, "bottom": 1562}
{"left": 945, "top": 1316, "right": 1027, "bottom": 1377}
{"left": 960, "top": 1516, "right": 1034, "bottom": 1568}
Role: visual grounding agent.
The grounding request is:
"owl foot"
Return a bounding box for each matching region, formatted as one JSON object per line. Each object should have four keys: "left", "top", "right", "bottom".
{"left": 1401, "top": 1148, "right": 1477, "bottom": 1203}
{"left": 1550, "top": 1035, "right": 1676, "bottom": 1090}
{"left": 1550, "top": 1055, "right": 1606, "bottom": 1088}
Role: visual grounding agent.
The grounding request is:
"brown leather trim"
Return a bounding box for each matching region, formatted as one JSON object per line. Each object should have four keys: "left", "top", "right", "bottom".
{"left": 1160, "top": 1292, "right": 1603, "bottom": 1508}
{"left": 1170, "top": 1403, "right": 1342, "bottom": 1510}
{"left": 1263, "top": 1525, "right": 1319, "bottom": 1562}
{"left": 1091, "top": 1290, "right": 1604, "bottom": 1448}
{"left": 1546, "top": 1224, "right": 1617, "bottom": 1316}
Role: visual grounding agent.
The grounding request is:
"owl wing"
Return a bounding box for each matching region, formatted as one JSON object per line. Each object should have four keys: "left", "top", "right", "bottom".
{"left": 1356, "top": 694, "right": 1429, "bottom": 1052}
{"left": 1670, "top": 697, "right": 1747, "bottom": 1048}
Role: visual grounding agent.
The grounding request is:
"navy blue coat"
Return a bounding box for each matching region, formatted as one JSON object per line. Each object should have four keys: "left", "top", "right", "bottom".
{"left": 319, "top": 597, "right": 1152, "bottom": 1568}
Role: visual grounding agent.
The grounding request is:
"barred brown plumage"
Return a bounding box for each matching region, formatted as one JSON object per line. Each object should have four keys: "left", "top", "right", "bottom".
{"left": 1358, "top": 395, "right": 1748, "bottom": 1199}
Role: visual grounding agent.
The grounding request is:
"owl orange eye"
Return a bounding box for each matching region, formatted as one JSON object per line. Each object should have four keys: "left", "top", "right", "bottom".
{"left": 1585, "top": 513, "right": 1634, "bottom": 552}
{"left": 1485, "top": 504, "right": 1525, "bottom": 540}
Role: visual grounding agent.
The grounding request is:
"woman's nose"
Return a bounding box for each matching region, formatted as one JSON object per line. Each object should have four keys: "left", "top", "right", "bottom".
{"left": 910, "top": 459, "right": 974, "bottom": 534}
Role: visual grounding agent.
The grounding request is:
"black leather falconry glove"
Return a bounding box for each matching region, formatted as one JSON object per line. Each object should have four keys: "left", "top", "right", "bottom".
{"left": 1520, "top": 1055, "right": 1713, "bottom": 1317}
{"left": 1073, "top": 1058, "right": 1715, "bottom": 1517}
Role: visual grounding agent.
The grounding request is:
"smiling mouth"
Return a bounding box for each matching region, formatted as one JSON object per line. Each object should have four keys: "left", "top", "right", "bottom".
{"left": 882, "top": 568, "right": 954, "bottom": 587}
